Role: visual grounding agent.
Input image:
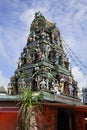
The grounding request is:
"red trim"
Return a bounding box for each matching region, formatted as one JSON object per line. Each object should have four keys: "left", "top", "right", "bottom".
{"left": 75, "top": 106, "right": 87, "bottom": 112}
{"left": 42, "top": 102, "right": 87, "bottom": 112}
{"left": 0, "top": 107, "right": 19, "bottom": 112}
{"left": 42, "top": 102, "right": 76, "bottom": 109}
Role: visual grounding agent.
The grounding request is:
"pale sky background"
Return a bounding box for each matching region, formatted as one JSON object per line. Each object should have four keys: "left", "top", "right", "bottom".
{"left": 0, "top": 0, "right": 87, "bottom": 90}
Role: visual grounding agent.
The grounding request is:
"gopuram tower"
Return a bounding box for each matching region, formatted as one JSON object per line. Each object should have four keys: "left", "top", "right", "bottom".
{"left": 9, "top": 12, "right": 78, "bottom": 99}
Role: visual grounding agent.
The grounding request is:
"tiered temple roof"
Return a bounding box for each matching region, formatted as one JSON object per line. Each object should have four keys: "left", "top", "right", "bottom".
{"left": 9, "top": 12, "right": 80, "bottom": 105}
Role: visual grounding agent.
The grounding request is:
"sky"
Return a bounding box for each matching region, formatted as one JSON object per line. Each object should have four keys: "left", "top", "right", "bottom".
{"left": 0, "top": 0, "right": 87, "bottom": 90}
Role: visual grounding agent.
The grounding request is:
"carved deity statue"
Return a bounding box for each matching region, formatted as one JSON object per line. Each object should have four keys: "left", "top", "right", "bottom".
{"left": 26, "top": 55, "right": 32, "bottom": 63}
{"left": 68, "top": 83, "right": 74, "bottom": 96}
{"left": 35, "top": 44, "right": 41, "bottom": 52}
{"left": 59, "top": 78, "right": 65, "bottom": 93}
{"left": 46, "top": 78, "right": 49, "bottom": 90}
{"left": 41, "top": 30, "right": 46, "bottom": 39}
{"left": 39, "top": 52, "right": 45, "bottom": 60}
{"left": 18, "top": 58, "right": 22, "bottom": 67}
{"left": 36, "top": 76, "right": 41, "bottom": 90}
{"left": 52, "top": 80, "right": 60, "bottom": 95}
{"left": 8, "top": 85, "right": 13, "bottom": 95}
{"left": 40, "top": 79, "right": 46, "bottom": 89}
{"left": 35, "top": 11, "right": 42, "bottom": 19}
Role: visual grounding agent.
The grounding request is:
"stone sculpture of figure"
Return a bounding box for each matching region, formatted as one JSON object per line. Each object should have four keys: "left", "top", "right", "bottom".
{"left": 73, "top": 86, "right": 78, "bottom": 97}
{"left": 8, "top": 85, "right": 13, "bottom": 95}
{"left": 18, "top": 79, "right": 26, "bottom": 89}
{"left": 40, "top": 79, "right": 46, "bottom": 89}
{"left": 64, "top": 81, "right": 69, "bottom": 95}
{"left": 51, "top": 32, "right": 55, "bottom": 43}
{"left": 36, "top": 76, "right": 41, "bottom": 90}
{"left": 29, "top": 36, "right": 33, "bottom": 42}
{"left": 45, "top": 45, "right": 51, "bottom": 60}
{"left": 55, "top": 53, "right": 59, "bottom": 64}
{"left": 35, "top": 11, "right": 41, "bottom": 19}
{"left": 46, "top": 33, "right": 50, "bottom": 41}
{"left": 35, "top": 44, "right": 41, "bottom": 52}
{"left": 46, "top": 78, "right": 49, "bottom": 90}
{"left": 71, "top": 80, "right": 78, "bottom": 97}
{"left": 68, "top": 83, "right": 74, "bottom": 96}
{"left": 41, "top": 30, "right": 46, "bottom": 39}
{"left": 26, "top": 48, "right": 30, "bottom": 54}
{"left": 32, "top": 31, "right": 36, "bottom": 41}
{"left": 52, "top": 80, "right": 60, "bottom": 95}
{"left": 18, "top": 58, "right": 22, "bottom": 67}
{"left": 21, "top": 79, "right": 26, "bottom": 88}
{"left": 59, "top": 78, "right": 65, "bottom": 93}
{"left": 27, "top": 55, "right": 32, "bottom": 63}
{"left": 39, "top": 52, "right": 45, "bottom": 60}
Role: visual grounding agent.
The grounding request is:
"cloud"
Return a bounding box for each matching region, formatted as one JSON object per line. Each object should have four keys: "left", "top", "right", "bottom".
{"left": 20, "top": 9, "right": 36, "bottom": 28}
{"left": 72, "top": 66, "right": 87, "bottom": 90}
{"left": 0, "top": 39, "right": 9, "bottom": 59}
{"left": 20, "top": 8, "right": 48, "bottom": 28}
{"left": 0, "top": 70, "right": 9, "bottom": 89}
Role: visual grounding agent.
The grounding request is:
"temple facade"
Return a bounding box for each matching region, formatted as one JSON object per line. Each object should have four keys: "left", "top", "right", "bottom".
{"left": 9, "top": 11, "right": 78, "bottom": 98}
{"left": 5, "top": 12, "right": 87, "bottom": 130}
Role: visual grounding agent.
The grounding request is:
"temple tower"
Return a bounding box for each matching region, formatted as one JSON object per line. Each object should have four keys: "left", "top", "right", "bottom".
{"left": 9, "top": 12, "right": 78, "bottom": 97}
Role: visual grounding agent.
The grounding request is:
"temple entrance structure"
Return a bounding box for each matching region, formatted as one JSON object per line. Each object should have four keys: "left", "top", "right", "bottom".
{"left": 3, "top": 11, "right": 87, "bottom": 130}
{"left": 57, "top": 110, "right": 70, "bottom": 130}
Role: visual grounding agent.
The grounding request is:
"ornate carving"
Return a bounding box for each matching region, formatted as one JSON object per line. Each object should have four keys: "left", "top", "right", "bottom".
{"left": 59, "top": 78, "right": 65, "bottom": 93}
{"left": 26, "top": 55, "right": 32, "bottom": 63}
{"left": 10, "top": 12, "right": 79, "bottom": 99}
{"left": 39, "top": 79, "right": 47, "bottom": 89}
{"left": 52, "top": 80, "right": 60, "bottom": 95}
{"left": 68, "top": 83, "right": 74, "bottom": 96}
{"left": 8, "top": 85, "right": 14, "bottom": 95}
{"left": 64, "top": 81, "right": 69, "bottom": 95}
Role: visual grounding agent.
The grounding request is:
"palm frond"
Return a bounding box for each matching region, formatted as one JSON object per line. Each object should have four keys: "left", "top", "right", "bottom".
{"left": 17, "top": 87, "right": 42, "bottom": 130}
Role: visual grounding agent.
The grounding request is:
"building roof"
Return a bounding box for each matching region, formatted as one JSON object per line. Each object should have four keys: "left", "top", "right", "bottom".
{"left": 0, "top": 95, "right": 17, "bottom": 101}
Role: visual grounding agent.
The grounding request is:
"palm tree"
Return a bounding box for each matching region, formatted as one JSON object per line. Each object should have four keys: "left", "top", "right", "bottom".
{"left": 17, "top": 88, "right": 42, "bottom": 130}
